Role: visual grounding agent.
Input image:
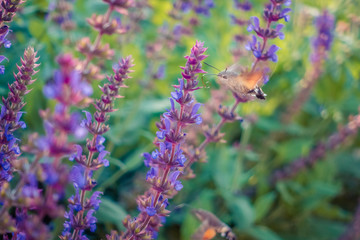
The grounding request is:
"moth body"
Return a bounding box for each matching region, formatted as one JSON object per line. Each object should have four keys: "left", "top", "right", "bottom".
{"left": 216, "top": 63, "right": 267, "bottom": 100}
{"left": 191, "top": 209, "right": 236, "bottom": 240}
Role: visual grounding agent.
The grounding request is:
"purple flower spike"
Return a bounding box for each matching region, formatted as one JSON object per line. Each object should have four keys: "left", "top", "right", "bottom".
{"left": 121, "top": 41, "right": 208, "bottom": 239}
{"left": 311, "top": 10, "right": 335, "bottom": 62}
{"left": 0, "top": 47, "right": 39, "bottom": 189}
{"left": 44, "top": 54, "right": 93, "bottom": 106}
{"left": 281, "top": 10, "right": 334, "bottom": 123}
{"left": 63, "top": 56, "right": 134, "bottom": 239}
{"left": 0, "top": 1, "right": 25, "bottom": 74}
{"left": 234, "top": 0, "right": 252, "bottom": 11}
{"left": 177, "top": 0, "right": 214, "bottom": 16}
{"left": 245, "top": 0, "right": 291, "bottom": 65}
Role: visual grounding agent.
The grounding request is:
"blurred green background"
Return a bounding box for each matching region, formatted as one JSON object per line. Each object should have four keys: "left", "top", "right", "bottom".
{"left": 1, "top": 0, "right": 360, "bottom": 239}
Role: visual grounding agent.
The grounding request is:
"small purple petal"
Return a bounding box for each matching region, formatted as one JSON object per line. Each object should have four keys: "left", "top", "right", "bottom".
{"left": 191, "top": 103, "right": 201, "bottom": 116}
{"left": 98, "top": 151, "right": 110, "bottom": 167}
{"left": 146, "top": 207, "right": 157, "bottom": 216}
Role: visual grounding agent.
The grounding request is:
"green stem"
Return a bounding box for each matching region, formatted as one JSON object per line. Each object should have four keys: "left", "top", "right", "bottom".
{"left": 231, "top": 121, "right": 252, "bottom": 192}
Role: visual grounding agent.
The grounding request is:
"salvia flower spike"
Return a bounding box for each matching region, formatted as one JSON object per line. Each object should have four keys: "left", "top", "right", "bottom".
{"left": 61, "top": 56, "right": 134, "bottom": 240}
{"left": 120, "top": 41, "right": 207, "bottom": 240}
{"left": 0, "top": 47, "right": 39, "bottom": 189}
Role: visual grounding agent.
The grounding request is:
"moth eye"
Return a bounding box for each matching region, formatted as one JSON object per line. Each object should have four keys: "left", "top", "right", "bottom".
{"left": 222, "top": 76, "right": 227, "bottom": 79}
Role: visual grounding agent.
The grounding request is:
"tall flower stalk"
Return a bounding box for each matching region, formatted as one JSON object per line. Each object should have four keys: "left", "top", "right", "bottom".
{"left": 282, "top": 10, "right": 335, "bottom": 123}
{"left": 77, "top": 0, "right": 133, "bottom": 82}
{"left": 271, "top": 111, "right": 360, "bottom": 183}
{"left": 120, "top": 41, "right": 207, "bottom": 240}
{"left": 230, "top": 0, "right": 252, "bottom": 61}
{"left": 0, "top": 46, "right": 39, "bottom": 234}
{"left": 47, "top": 0, "right": 76, "bottom": 31}
{"left": 171, "top": 0, "right": 215, "bottom": 17}
{"left": 0, "top": 47, "right": 39, "bottom": 190}
{"left": 61, "top": 56, "right": 134, "bottom": 240}
{"left": 28, "top": 54, "right": 92, "bottom": 230}
{"left": 1, "top": 53, "right": 92, "bottom": 239}
{"left": 0, "top": 0, "right": 27, "bottom": 74}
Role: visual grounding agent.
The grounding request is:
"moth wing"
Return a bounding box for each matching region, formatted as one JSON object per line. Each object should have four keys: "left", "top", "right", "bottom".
{"left": 253, "top": 60, "right": 277, "bottom": 85}
{"left": 226, "top": 63, "right": 244, "bottom": 73}
{"left": 234, "top": 71, "right": 263, "bottom": 90}
{"left": 192, "top": 220, "right": 215, "bottom": 240}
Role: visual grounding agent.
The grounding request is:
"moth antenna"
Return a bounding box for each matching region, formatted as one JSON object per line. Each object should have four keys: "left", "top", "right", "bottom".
{"left": 170, "top": 203, "right": 191, "bottom": 212}
{"left": 172, "top": 204, "right": 186, "bottom": 211}
{"left": 202, "top": 73, "right": 217, "bottom": 76}
{"left": 204, "top": 62, "right": 221, "bottom": 72}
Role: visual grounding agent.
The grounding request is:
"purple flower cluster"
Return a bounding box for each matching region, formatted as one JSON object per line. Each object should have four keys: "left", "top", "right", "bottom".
{"left": 0, "top": 47, "right": 39, "bottom": 188}
{"left": 234, "top": 0, "right": 252, "bottom": 11}
{"left": 47, "top": 0, "right": 76, "bottom": 31}
{"left": 18, "top": 54, "right": 94, "bottom": 232}
{"left": 311, "top": 10, "right": 335, "bottom": 63}
{"left": 0, "top": 0, "right": 26, "bottom": 74}
{"left": 281, "top": 10, "right": 335, "bottom": 124}
{"left": 121, "top": 41, "right": 207, "bottom": 240}
{"left": 0, "top": 29, "right": 10, "bottom": 74}
{"left": 61, "top": 56, "right": 134, "bottom": 240}
{"left": 43, "top": 54, "right": 92, "bottom": 107}
{"left": 246, "top": 0, "right": 291, "bottom": 62}
{"left": 77, "top": 0, "right": 133, "bottom": 83}
{"left": 176, "top": 0, "right": 214, "bottom": 17}
{"left": 230, "top": 0, "right": 252, "bottom": 60}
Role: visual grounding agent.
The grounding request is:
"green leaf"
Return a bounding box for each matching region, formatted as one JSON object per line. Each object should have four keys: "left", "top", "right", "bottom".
{"left": 212, "top": 146, "right": 237, "bottom": 190}
{"left": 246, "top": 226, "right": 283, "bottom": 240}
{"left": 254, "top": 192, "right": 276, "bottom": 221}
{"left": 300, "top": 181, "right": 341, "bottom": 212}
{"left": 28, "top": 19, "right": 47, "bottom": 39}
{"left": 276, "top": 182, "right": 294, "bottom": 204}
{"left": 272, "top": 138, "right": 314, "bottom": 163}
{"left": 97, "top": 198, "right": 127, "bottom": 231}
{"left": 226, "top": 195, "right": 254, "bottom": 230}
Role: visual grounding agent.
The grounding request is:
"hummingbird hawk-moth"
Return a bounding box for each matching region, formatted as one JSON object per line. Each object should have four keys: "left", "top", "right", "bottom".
{"left": 191, "top": 209, "right": 236, "bottom": 240}
{"left": 217, "top": 63, "right": 268, "bottom": 100}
